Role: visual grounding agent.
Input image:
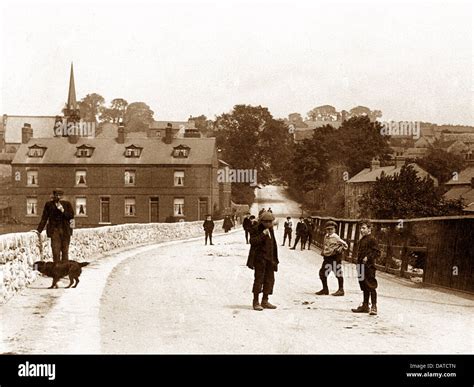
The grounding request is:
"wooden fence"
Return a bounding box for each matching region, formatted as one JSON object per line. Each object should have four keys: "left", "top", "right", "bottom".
{"left": 311, "top": 215, "right": 474, "bottom": 293}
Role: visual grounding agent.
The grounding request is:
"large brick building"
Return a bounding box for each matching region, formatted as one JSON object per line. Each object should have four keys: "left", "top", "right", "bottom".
{"left": 9, "top": 65, "right": 231, "bottom": 229}
{"left": 11, "top": 126, "right": 229, "bottom": 227}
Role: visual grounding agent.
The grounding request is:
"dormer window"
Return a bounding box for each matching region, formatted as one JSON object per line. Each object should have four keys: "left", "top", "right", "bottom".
{"left": 27, "top": 144, "right": 47, "bottom": 158}
{"left": 76, "top": 144, "right": 95, "bottom": 158}
{"left": 172, "top": 145, "right": 190, "bottom": 158}
{"left": 125, "top": 145, "right": 143, "bottom": 158}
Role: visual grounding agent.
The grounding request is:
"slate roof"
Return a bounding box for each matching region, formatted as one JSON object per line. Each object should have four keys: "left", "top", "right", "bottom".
{"left": 12, "top": 135, "right": 216, "bottom": 165}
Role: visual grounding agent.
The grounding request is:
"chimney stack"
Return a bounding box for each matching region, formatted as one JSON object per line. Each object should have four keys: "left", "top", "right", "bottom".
{"left": 117, "top": 122, "right": 125, "bottom": 144}
{"left": 163, "top": 123, "right": 173, "bottom": 144}
{"left": 370, "top": 157, "right": 380, "bottom": 171}
{"left": 22, "top": 123, "right": 33, "bottom": 144}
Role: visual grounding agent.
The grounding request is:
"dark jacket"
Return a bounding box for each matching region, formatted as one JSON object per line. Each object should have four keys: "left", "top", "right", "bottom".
{"left": 203, "top": 220, "right": 214, "bottom": 232}
{"left": 246, "top": 223, "right": 279, "bottom": 272}
{"left": 223, "top": 216, "right": 233, "bottom": 230}
{"left": 37, "top": 200, "right": 74, "bottom": 237}
{"left": 305, "top": 219, "right": 314, "bottom": 236}
{"left": 242, "top": 217, "right": 252, "bottom": 231}
{"left": 357, "top": 234, "right": 381, "bottom": 267}
{"left": 295, "top": 221, "right": 308, "bottom": 236}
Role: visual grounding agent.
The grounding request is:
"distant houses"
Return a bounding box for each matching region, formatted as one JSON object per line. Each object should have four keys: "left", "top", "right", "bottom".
{"left": 344, "top": 158, "right": 438, "bottom": 218}
{"left": 444, "top": 166, "right": 474, "bottom": 213}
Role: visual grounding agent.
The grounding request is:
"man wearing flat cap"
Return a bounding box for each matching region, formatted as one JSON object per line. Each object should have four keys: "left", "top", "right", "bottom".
{"left": 35, "top": 189, "right": 74, "bottom": 262}
{"left": 246, "top": 211, "right": 279, "bottom": 311}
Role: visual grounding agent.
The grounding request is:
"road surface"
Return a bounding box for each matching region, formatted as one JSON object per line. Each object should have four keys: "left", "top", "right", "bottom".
{"left": 1, "top": 185, "right": 473, "bottom": 354}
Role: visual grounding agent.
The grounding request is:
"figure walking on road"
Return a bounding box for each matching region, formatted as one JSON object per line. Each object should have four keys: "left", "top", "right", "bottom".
{"left": 315, "top": 220, "right": 347, "bottom": 296}
{"left": 223, "top": 215, "right": 233, "bottom": 233}
{"left": 35, "top": 188, "right": 74, "bottom": 262}
{"left": 203, "top": 215, "right": 214, "bottom": 245}
{"left": 352, "top": 220, "right": 381, "bottom": 315}
{"left": 247, "top": 211, "right": 279, "bottom": 311}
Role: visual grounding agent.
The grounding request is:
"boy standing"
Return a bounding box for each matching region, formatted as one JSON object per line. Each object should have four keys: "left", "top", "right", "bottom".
{"left": 352, "top": 220, "right": 380, "bottom": 315}
{"left": 315, "top": 220, "right": 347, "bottom": 296}
{"left": 203, "top": 215, "right": 214, "bottom": 245}
{"left": 247, "top": 212, "right": 279, "bottom": 311}
{"left": 282, "top": 216, "right": 293, "bottom": 247}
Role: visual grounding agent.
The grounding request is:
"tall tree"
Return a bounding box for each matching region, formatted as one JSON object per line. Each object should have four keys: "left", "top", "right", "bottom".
{"left": 124, "top": 102, "right": 154, "bottom": 132}
{"left": 189, "top": 115, "right": 213, "bottom": 136}
{"left": 100, "top": 98, "right": 128, "bottom": 123}
{"left": 78, "top": 93, "right": 105, "bottom": 123}
{"left": 213, "top": 105, "right": 293, "bottom": 202}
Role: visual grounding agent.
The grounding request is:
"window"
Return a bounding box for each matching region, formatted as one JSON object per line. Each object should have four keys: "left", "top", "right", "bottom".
{"left": 26, "top": 197, "right": 38, "bottom": 216}
{"left": 27, "top": 145, "right": 46, "bottom": 158}
{"left": 75, "top": 170, "right": 87, "bottom": 186}
{"left": 27, "top": 170, "right": 38, "bottom": 186}
{"left": 124, "top": 145, "right": 142, "bottom": 158}
{"left": 125, "top": 198, "right": 136, "bottom": 216}
{"left": 75, "top": 197, "right": 87, "bottom": 216}
{"left": 125, "top": 170, "right": 136, "bottom": 186}
{"left": 172, "top": 145, "right": 190, "bottom": 158}
{"left": 174, "top": 171, "right": 184, "bottom": 186}
{"left": 75, "top": 145, "right": 95, "bottom": 158}
{"left": 173, "top": 198, "right": 184, "bottom": 216}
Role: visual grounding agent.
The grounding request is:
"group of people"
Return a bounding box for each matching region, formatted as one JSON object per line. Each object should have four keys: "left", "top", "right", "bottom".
{"left": 244, "top": 211, "right": 381, "bottom": 316}
{"left": 281, "top": 216, "right": 314, "bottom": 250}
{"left": 34, "top": 188, "right": 378, "bottom": 317}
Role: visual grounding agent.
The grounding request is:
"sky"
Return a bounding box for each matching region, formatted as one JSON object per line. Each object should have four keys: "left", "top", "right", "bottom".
{"left": 0, "top": 0, "right": 472, "bottom": 125}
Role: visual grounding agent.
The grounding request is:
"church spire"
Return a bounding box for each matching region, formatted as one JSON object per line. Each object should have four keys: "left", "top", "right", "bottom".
{"left": 67, "top": 62, "right": 77, "bottom": 110}
{"left": 63, "top": 62, "right": 80, "bottom": 123}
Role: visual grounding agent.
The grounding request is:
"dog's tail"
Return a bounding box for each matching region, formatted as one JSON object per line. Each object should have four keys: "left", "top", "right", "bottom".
{"left": 80, "top": 262, "right": 90, "bottom": 267}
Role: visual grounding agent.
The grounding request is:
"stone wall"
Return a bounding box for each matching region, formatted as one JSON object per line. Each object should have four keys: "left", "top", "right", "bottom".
{"left": 0, "top": 220, "right": 224, "bottom": 304}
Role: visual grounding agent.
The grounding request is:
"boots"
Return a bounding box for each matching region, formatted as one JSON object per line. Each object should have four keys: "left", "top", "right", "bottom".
{"left": 261, "top": 295, "right": 277, "bottom": 309}
{"left": 253, "top": 294, "right": 263, "bottom": 311}
{"left": 332, "top": 277, "right": 344, "bottom": 296}
{"left": 316, "top": 278, "right": 329, "bottom": 295}
{"left": 369, "top": 304, "right": 378, "bottom": 315}
{"left": 351, "top": 303, "right": 370, "bottom": 313}
{"left": 332, "top": 289, "right": 345, "bottom": 296}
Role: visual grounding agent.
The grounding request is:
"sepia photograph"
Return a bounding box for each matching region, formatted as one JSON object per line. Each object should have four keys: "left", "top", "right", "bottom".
{"left": 0, "top": 0, "right": 472, "bottom": 384}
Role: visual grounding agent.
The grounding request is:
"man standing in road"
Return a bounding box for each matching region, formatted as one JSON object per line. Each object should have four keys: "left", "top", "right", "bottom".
{"left": 247, "top": 211, "right": 279, "bottom": 311}
{"left": 290, "top": 217, "right": 307, "bottom": 250}
{"left": 282, "top": 216, "right": 293, "bottom": 247}
{"left": 35, "top": 188, "right": 74, "bottom": 262}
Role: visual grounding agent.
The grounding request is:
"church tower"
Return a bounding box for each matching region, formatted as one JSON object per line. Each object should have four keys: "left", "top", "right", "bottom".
{"left": 62, "top": 63, "right": 81, "bottom": 123}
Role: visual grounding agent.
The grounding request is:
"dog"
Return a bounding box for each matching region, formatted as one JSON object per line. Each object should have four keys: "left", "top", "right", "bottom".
{"left": 33, "top": 260, "right": 89, "bottom": 289}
